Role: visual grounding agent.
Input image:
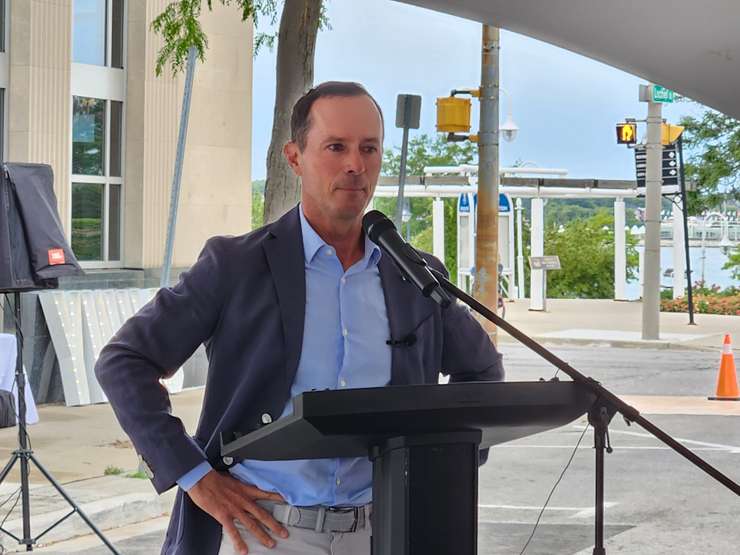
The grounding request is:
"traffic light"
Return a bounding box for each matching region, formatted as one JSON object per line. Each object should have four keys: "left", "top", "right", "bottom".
{"left": 616, "top": 122, "right": 637, "bottom": 144}
{"left": 436, "top": 96, "right": 472, "bottom": 133}
{"left": 661, "top": 123, "right": 684, "bottom": 145}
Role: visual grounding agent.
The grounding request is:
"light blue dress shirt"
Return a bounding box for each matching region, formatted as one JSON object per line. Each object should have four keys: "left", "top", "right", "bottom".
{"left": 178, "top": 205, "right": 392, "bottom": 507}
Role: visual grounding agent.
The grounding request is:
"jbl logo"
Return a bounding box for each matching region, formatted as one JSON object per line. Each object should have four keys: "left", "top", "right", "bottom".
{"left": 48, "top": 248, "right": 65, "bottom": 265}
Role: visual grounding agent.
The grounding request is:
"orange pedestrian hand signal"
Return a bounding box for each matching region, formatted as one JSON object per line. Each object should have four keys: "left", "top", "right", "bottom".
{"left": 616, "top": 122, "right": 637, "bottom": 144}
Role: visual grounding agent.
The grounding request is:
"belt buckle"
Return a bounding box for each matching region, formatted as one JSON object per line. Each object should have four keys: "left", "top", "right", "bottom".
{"left": 327, "top": 506, "right": 360, "bottom": 532}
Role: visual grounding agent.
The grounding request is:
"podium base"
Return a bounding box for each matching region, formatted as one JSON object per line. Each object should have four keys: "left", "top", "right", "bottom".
{"left": 370, "top": 431, "right": 481, "bottom": 555}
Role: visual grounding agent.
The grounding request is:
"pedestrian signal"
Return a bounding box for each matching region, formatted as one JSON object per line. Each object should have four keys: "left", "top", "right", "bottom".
{"left": 616, "top": 122, "right": 637, "bottom": 144}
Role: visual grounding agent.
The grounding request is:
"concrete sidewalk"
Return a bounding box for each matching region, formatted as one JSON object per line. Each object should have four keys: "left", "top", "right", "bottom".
{"left": 497, "top": 298, "right": 738, "bottom": 350}
{"left": 0, "top": 391, "right": 200, "bottom": 552}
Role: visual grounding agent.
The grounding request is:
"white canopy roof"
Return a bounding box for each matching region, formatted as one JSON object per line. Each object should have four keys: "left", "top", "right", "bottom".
{"left": 397, "top": 0, "right": 740, "bottom": 118}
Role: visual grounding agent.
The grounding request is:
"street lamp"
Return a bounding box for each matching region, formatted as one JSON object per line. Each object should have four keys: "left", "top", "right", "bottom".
{"left": 499, "top": 87, "right": 519, "bottom": 142}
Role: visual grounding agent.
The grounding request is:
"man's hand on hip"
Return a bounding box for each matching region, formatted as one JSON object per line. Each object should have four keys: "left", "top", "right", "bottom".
{"left": 187, "top": 470, "right": 289, "bottom": 554}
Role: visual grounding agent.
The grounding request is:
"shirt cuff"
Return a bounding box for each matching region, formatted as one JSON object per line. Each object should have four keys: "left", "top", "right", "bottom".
{"left": 177, "top": 461, "right": 213, "bottom": 492}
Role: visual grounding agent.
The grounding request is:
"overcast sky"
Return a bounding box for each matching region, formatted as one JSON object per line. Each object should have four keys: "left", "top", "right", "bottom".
{"left": 250, "top": 0, "right": 706, "bottom": 181}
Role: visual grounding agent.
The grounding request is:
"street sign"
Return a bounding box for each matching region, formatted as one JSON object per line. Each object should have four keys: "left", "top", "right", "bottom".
{"left": 395, "top": 94, "right": 422, "bottom": 129}
{"left": 616, "top": 122, "right": 637, "bottom": 144}
{"left": 652, "top": 85, "right": 675, "bottom": 103}
{"left": 499, "top": 193, "right": 511, "bottom": 213}
{"left": 529, "top": 256, "right": 561, "bottom": 271}
{"left": 634, "top": 144, "right": 679, "bottom": 186}
{"left": 458, "top": 193, "right": 471, "bottom": 213}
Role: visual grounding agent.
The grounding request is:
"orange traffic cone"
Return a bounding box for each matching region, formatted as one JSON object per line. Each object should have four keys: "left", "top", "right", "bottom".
{"left": 708, "top": 334, "right": 739, "bottom": 401}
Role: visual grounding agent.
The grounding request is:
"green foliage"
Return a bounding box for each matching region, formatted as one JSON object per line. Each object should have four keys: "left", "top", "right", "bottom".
{"left": 252, "top": 180, "right": 265, "bottom": 229}
{"left": 541, "top": 209, "right": 639, "bottom": 299}
{"left": 126, "top": 470, "right": 150, "bottom": 480}
{"left": 152, "top": 1, "right": 330, "bottom": 76}
{"left": 382, "top": 134, "right": 477, "bottom": 176}
{"left": 679, "top": 111, "right": 740, "bottom": 214}
{"left": 254, "top": 2, "right": 331, "bottom": 56}
{"left": 722, "top": 245, "right": 740, "bottom": 281}
{"left": 104, "top": 465, "right": 124, "bottom": 476}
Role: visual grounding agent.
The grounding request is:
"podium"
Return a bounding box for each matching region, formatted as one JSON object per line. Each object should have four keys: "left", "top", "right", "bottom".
{"left": 221, "top": 381, "right": 596, "bottom": 555}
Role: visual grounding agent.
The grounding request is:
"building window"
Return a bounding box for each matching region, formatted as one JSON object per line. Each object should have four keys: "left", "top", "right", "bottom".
{"left": 73, "top": 0, "right": 125, "bottom": 68}
{"left": 71, "top": 96, "right": 122, "bottom": 262}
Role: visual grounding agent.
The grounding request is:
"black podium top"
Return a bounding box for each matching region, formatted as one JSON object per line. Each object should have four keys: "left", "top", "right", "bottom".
{"left": 221, "top": 381, "right": 597, "bottom": 461}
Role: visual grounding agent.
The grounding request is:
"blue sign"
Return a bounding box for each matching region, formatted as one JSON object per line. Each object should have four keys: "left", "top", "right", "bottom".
{"left": 458, "top": 193, "right": 470, "bottom": 213}
{"left": 460, "top": 192, "right": 511, "bottom": 213}
{"left": 499, "top": 193, "right": 511, "bottom": 213}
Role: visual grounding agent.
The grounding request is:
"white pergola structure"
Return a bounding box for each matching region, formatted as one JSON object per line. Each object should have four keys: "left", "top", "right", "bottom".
{"left": 375, "top": 168, "right": 682, "bottom": 310}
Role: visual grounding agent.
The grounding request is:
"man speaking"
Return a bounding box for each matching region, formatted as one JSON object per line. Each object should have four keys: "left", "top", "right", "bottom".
{"left": 95, "top": 81, "right": 504, "bottom": 555}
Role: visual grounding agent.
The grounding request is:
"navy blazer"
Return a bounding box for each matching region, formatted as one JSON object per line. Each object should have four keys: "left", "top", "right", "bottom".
{"left": 95, "top": 206, "right": 503, "bottom": 555}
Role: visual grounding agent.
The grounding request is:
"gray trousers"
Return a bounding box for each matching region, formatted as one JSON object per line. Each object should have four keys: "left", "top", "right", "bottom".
{"left": 218, "top": 520, "right": 371, "bottom": 555}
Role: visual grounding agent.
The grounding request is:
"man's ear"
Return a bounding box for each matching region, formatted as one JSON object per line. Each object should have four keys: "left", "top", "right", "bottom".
{"left": 283, "top": 142, "right": 302, "bottom": 176}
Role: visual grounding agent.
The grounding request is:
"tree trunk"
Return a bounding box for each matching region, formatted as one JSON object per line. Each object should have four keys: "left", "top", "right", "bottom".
{"left": 263, "top": 0, "right": 322, "bottom": 224}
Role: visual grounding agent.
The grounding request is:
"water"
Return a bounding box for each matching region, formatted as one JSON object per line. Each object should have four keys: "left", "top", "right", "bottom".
{"left": 625, "top": 246, "right": 736, "bottom": 300}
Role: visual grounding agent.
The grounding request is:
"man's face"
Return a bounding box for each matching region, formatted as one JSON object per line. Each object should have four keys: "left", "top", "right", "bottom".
{"left": 284, "top": 95, "right": 383, "bottom": 225}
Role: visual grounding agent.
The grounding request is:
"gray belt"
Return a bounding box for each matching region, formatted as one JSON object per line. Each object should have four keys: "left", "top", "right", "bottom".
{"left": 256, "top": 499, "right": 371, "bottom": 533}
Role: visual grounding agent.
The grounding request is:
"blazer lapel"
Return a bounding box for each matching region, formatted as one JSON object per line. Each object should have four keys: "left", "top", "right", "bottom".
{"left": 262, "top": 206, "right": 306, "bottom": 389}
{"left": 378, "top": 253, "right": 420, "bottom": 385}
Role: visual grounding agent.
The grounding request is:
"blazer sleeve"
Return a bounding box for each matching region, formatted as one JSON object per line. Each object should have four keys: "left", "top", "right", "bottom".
{"left": 94, "top": 237, "right": 228, "bottom": 493}
{"left": 427, "top": 257, "right": 505, "bottom": 384}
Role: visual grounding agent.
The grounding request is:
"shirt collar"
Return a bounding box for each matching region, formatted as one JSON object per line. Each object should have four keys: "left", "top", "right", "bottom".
{"left": 298, "top": 204, "right": 327, "bottom": 264}
{"left": 298, "top": 204, "right": 382, "bottom": 268}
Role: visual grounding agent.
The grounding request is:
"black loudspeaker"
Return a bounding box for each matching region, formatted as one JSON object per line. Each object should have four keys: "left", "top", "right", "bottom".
{"left": 0, "top": 162, "right": 82, "bottom": 292}
{"left": 0, "top": 164, "right": 116, "bottom": 552}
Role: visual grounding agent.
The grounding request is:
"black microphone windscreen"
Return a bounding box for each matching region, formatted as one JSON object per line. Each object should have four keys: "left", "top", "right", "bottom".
{"left": 362, "top": 210, "right": 395, "bottom": 243}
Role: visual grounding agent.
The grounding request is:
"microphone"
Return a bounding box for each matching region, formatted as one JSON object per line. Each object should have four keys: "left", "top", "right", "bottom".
{"left": 362, "top": 210, "right": 450, "bottom": 308}
{"left": 386, "top": 333, "right": 417, "bottom": 347}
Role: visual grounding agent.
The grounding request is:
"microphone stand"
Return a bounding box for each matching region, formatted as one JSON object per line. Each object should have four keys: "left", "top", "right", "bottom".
{"left": 426, "top": 268, "right": 740, "bottom": 554}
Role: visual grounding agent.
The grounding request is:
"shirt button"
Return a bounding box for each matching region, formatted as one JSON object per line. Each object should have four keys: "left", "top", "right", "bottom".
{"left": 336, "top": 478, "right": 341, "bottom": 485}
{"left": 326, "top": 249, "right": 334, "bottom": 256}
{"left": 342, "top": 328, "right": 348, "bottom": 337}
{"left": 340, "top": 379, "right": 347, "bottom": 387}
{"left": 341, "top": 277, "right": 346, "bottom": 284}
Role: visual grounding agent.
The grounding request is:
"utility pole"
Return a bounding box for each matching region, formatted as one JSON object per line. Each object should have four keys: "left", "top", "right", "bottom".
{"left": 641, "top": 85, "right": 663, "bottom": 339}
{"left": 161, "top": 47, "right": 197, "bottom": 288}
{"left": 474, "top": 25, "right": 500, "bottom": 342}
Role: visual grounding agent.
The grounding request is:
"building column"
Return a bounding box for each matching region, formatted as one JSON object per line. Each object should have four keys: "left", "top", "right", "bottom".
{"left": 515, "top": 198, "right": 525, "bottom": 299}
{"left": 614, "top": 199, "right": 627, "bottom": 300}
{"left": 432, "top": 197, "right": 445, "bottom": 261}
{"left": 529, "top": 197, "right": 545, "bottom": 310}
{"left": 8, "top": 0, "right": 73, "bottom": 234}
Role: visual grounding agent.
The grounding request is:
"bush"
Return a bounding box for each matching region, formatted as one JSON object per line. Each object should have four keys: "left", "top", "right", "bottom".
{"left": 661, "top": 285, "right": 740, "bottom": 316}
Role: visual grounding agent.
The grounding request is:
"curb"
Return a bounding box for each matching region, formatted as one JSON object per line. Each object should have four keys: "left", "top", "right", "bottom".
{"left": 0, "top": 478, "right": 174, "bottom": 551}
{"left": 498, "top": 334, "right": 718, "bottom": 352}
